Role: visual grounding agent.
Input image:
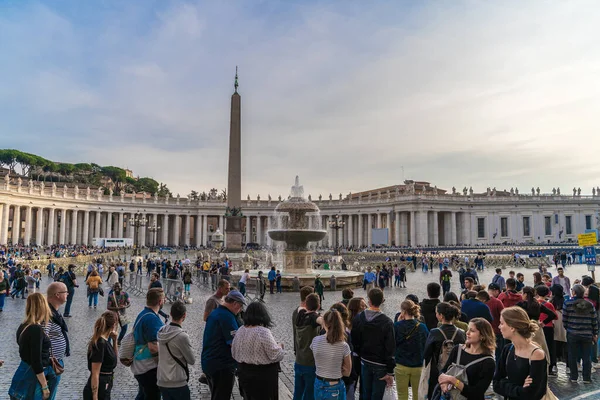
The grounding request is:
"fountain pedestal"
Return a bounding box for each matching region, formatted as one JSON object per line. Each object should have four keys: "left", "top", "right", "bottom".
{"left": 283, "top": 250, "right": 314, "bottom": 274}
{"left": 225, "top": 216, "right": 243, "bottom": 252}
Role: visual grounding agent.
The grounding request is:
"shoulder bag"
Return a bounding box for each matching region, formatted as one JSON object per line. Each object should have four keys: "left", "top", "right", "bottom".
{"left": 165, "top": 340, "right": 189, "bottom": 382}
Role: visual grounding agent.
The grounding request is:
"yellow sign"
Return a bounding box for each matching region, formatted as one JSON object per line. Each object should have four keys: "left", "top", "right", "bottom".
{"left": 578, "top": 232, "right": 598, "bottom": 247}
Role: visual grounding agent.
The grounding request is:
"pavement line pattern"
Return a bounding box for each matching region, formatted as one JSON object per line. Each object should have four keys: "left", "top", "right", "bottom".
{"left": 570, "top": 389, "right": 600, "bottom": 400}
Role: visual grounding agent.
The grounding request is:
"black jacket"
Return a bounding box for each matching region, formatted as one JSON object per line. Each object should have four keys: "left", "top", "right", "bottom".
{"left": 351, "top": 310, "right": 395, "bottom": 374}
{"left": 420, "top": 298, "right": 441, "bottom": 330}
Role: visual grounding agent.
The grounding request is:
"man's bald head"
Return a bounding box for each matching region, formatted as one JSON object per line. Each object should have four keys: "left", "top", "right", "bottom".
{"left": 47, "top": 282, "right": 67, "bottom": 298}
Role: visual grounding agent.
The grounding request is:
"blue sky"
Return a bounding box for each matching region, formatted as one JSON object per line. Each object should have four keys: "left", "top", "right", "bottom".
{"left": 1, "top": 1, "right": 599, "bottom": 198}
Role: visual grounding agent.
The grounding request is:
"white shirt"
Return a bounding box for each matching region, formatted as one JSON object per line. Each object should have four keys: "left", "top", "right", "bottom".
{"left": 240, "top": 272, "right": 249, "bottom": 284}
{"left": 232, "top": 326, "right": 285, "bottom": 365}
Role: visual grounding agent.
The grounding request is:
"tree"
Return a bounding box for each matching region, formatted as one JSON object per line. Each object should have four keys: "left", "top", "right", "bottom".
{"left": 57, "top": 163, "right": 75, "bottom": 176}
{"left": 157, "top": 183, "right": 171, "bottom": 197}
{"left": 220, "top": 188, "right": 227, "bottom": 201}
{"left": 189, "top": 190, "right": 199, "bottom": 200}
{"left": 135, "top": 177, "right": 159, "bottom": 194}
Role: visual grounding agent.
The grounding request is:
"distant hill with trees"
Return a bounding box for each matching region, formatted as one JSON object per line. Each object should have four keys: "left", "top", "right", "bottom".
{"left": 0, "top": 149, "right": 171, "bottom": 197}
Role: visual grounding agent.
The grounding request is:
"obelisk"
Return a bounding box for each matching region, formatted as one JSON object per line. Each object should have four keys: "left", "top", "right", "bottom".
{"left": 225, "top": 67, "right": 243, "bottom": 251}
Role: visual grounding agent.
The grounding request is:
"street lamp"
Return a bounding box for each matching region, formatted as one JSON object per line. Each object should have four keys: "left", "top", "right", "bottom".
{"left": 147, "top": 222, "right": 161, "bottom": 249}
{"left": 328, "top": 214, "right": 345, "bottom": 256}
{"left": 129, "top": 213, "right": 147, "bottom": 257}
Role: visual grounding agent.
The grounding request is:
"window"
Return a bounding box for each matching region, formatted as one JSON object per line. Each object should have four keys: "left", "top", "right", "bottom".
{"left": 586, "top": 215, "right": 592, "bottom": 230}
{"left": 566, "top": 216, "right": 572, "bottom": 235}
{"left": 523, "top": 217, "right": 531, "bottom": 237}
{"left": 477, "top": 217, "right": 486, "bottom": 239}
{"left": 544, "top": 216, "right": 552, "bottom": 236}
{"left": 501, "top": 217, "right": 508, "bottom": 237}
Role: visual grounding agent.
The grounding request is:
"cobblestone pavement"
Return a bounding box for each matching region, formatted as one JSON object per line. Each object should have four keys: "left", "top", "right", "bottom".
{"left": 1, "top": 264, "right": 600, "bottom": 399}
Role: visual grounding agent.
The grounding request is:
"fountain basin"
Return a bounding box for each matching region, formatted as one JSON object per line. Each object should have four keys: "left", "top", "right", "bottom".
{"left": 268, "top": 229, "right": 327, "bottom": 248}
{"left": 230, "top": 268, "right": 363, "bottom": 291}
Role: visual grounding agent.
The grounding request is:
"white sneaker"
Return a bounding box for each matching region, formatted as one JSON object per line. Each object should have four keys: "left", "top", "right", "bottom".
{"left": 592, "top": 362, "right": 600, "bottom": 369}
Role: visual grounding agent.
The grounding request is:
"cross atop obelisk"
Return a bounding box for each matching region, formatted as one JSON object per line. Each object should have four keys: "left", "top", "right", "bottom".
{"left": 225, "top": 67, "right": 243, "bottom": 251}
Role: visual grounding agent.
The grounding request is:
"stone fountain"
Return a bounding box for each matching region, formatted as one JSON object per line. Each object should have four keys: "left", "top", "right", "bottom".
{"left": 267, "top": 176, "right": 327, "bottom": 274}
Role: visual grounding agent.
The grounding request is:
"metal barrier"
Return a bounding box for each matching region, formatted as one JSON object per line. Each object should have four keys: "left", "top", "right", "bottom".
{"left": 123, "top": 273, "right": 148, "bottom": 297}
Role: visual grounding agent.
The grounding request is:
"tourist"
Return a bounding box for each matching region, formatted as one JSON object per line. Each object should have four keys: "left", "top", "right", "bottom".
{"left": 131, "top": 288, "right": 166, "bottom": 400}
{"left": 581, "top": 275, "right": 600, "bottom": 367}
{"left": 107, "top": 282, "right": 131, "bottom": 345}
{"left": 26, "top": 269, "right": 39, "bottom": 295}
{"left": 423, "top": 302, "right": 466, "bottom": 399}
{"left": 232, "top": 301, "right": 285, "bottom": 400}
{"left": 498, "top": 278, "right": 522, "bottom": 308}
{"left": 494, "top": 307, "right": 548, "bottom": 399}
{"left": 201, "top": 290, "right": 246, "bottom": 400}
{"left": 149, "top": 272, "right": 162, "bottom": 289}
{"left": 463, "top": 266, "right": 479, "bottom": 285}
{"left": 461, "top": 290, "right": 493, "bottom": 323}
{"left": 393, "top": 264, "right": 400, "bottom": 287}
{"left": 157, "top": 301, "right": 195, "bottom": 400}
{"left": 257, "top": 271, "right": 267, "bottom": 300}
{"left": 10, "top": 265, "right": 26, "bottom": 299}
{"left": 47, "top": 259, "right": 55, "bottom": 277}
{"left": 182, "top": 267, "right": 193, "bottom": 297}
{"left": 491, "top": 268, "right": 506, "bottom": 291}
{"left": 460, "top": 277, "right": 474, "bottom": 301}
{"left": 363, "top": 266, "right": 376, "bottom": 292}
{"left": 276, "top": 269, "right": 282, "bottom": 293}
{"left": 347, "top": 297, "right": 367, "bottom": 327}
{"left": 86, "top": 270, "right": 103, "bottom": 309}
{"left": 8, "top": 293, "right": 55, "bottom": 400}
{"left": 420, "top": 282, "right": 441, "bottom": 330}
{"left": 436, "top": 318, "right": 496, "bottom": 400}
{"left": 239, "top": 269, "right": 250, "bottom": 296}
{"left": 46, "top": 282, "right": 70, "bottom": 400}
{"left": 106, "top": 265, "right": 119, "bottom": 288}
{"left": 83, "top": 311, "right": 119, "bottom": 400}
{"left": 0, "top": 271, "right": 8, "bottom": 311}
{"left": 293, "top": 293, "right": 323, "bottom": 400}
{"left": 341, "top": 288, "right": 354, "bottom": 306}
{"left": 486, "top": 283, "right": 505, "bottom": 360}
{"left": 268, "top": 266, "right": 276, "bottom": 294}
{"left": 329, "top": 302, "right": 357, "bottom": 398}
{"left": 394, "top": 300, "right": 429, "bottom": 400}
{"left": 535, "top": 285, "right": 557, "bottom": 375}
{"left": 439, "top": 265, "right": 452, "bottom": 296}
{"left": 351, "top": 288, "right": 395, "bottom": 399}
{"left": 314, "top": 274, "right": 325, "bottom": 307}
{"left": 516, "top": 273, "right": 525, "bottom": 291}
{"left": 447, "top": 300, "right": 469, "bottom": 331}
{"left": 61, "top": 264, "right": 78, "bottom": 317}
{"left": 551, "top": 267, "right": 571, "bottom": 294}
{"left": 203, "top": 279, "right": 231, "bottom": 321}
{"left": 399, "top": 264, "right": 407, "bottom": 288}
{"left": 311, "top": 308, "right": 352, "bottom": 400}
{"left": 550, "top": 284, "right": 567, "bottom": 373}
{"left": 533, "top": 272, "right": 543, "bottom": 287}
{"left": 563, "top": 284, "right": 599, "bottom": 383}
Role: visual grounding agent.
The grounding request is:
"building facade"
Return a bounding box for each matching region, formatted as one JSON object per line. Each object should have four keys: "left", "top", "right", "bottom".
{"left": 0, "top": 176, "right": 598, "bottom": 247}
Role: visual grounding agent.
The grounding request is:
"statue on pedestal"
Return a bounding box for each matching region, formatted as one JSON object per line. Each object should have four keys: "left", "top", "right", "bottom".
{"left": 486, "top": 187, "right": 491, "bottom": 196}
{"left": 532, "top": 187, "right": 536, "bottom": 195}
{"left": 515, "top": 187, "right": 519, "bottom": 195}
{"left": 97, "top": 187, "right": 102, "bottom": 200}
{"left": 131, "top": 191, "right": 136, "bottom": 202}
{"left": 17, "top": 177, "right": 22, "bottom": 192}
{"left": 73, "top": 185, "right": 79, "bottom": 198}
{"left": 469, "top": 186, "right": 473, "bottom": 195}
{"left": 552, "top": 188, "right": 556, "bottom": 195}
{"left": 28, "top": 179, "right": 34, "bottom": 194}
{"left": 63, "top": 184, "right": 68, "bottom": 197}
{"left": 339, "top": 193, "right": 342, "bottom": 200}
{"left": 52, "top": 182, "right": 57, "bottom": 196}
{"left": 536, "top": 187, "right": 540, "bottom": 196}
{"left": 510, "top": 187, "right": 514, "bottom": 195}
{"left": 577, "top": 188, "right": 581, "bottom": 196}
{"left": 573, "top": 187, "right": 577, "bottom": 196}
{"left": 3, "top": 173, "right": 9, "bottom": 188}
{"left": 247, "top": 194, "right": 250, "bottom": 201}
{"left": 452, "top": 186, "right": 456, "bottom": 195}
{"left": 368, "top": 192, "right": 372, "bottom": 202}
{"left": 329, "top": 193, "right": 332, "bottom": 201}
{"left": 593, "top": 188, "right": 596, "bottom": 197}
{"left": 318, "top": 194, "right": 322, "bottom": 201}
{"left": 492, "top": 187, "right": 497, "bottom": 196}
{"left": 278, "top": 195, "right": 282, "bottom": 202}
{"left": 154, "top": 192, "right": 159, "bottom": 203}
{"left": 463, "top": 187, "right": 468, "bottom": 196}
{"left": 557, "top": 187, "right": 561, "bottom": 195}
{"left": 142, "top": 192, "right": 147, "bottom": 203}
{"left": 40, "top": 181, "right": 45, "bottom": 195}
{"left": 121, "top": 190, "right": 125, "bottom": 202}
{"left": 176, "top": 194, "right": 180, "bottom": 205}
{"left": 86, "top": 186, "right": 91, "bottom": 199}
{"left": 257, "top": 194, "right": 260, "bottom": 202}
{"left": 109, "top": 188, "right": 113, "bottom": 201}
{"left": 308, "top": 194, "right": 312, "bottom": 201}
{"left": 395, "top": 186, "right": 400, "bottom": 197}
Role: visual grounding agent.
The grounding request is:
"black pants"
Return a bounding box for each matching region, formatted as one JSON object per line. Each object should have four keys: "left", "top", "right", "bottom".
{"left": 543, "top": 326, "right": 556, "bottom": 369}
{"left": 83, "top": 374, "right": 113, "bottom": 400}
{"left": 238, "top": 362, "right": 279, "bottom": 400}
{"left": 135, "top": 368, "right": 161, "bottom": 400}
{"left": 207, "top": 368, "right": 236, "bottom": 400}
{"left": 556, "top": 340, "right": 568, "bottom": 364}
{"left": 269, "top": 280, "right": 275, "bottom": 294}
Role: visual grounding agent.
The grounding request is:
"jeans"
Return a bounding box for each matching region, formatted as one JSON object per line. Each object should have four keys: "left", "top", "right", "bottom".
{"left": 394, "top": 364, "right": 421, "bottom": 400}
{"left": 276, "top": 282, "right": 282, "bottom": 293}
{"left": 269, "top": 280, "right": 275, "bottom": 294}
{"left": 314, "top": 378, "right": 346, "bottom": 400}
{"left": 49, "top": 359, "right": 64, "bottom": 400}
{"left": 442, "top": 282, "right": 450, "bottom": 296}
{"left": 495, "top": 333, "right": 505, "bottom": 365}
{"left": 0, "top": 293, "right": 5, "bottom": 309}
{"left": 206, "top": 368, "right": 236, "bottom": 400}
{"left": 135, "top": 368, "right": 161, "bottom": 400}
{"left": 9, "top": 361, "right": 56, "bottom": 400}
{"left": 159, "top": 385, "right": 191, "bottom": 400}
{"left": 293, "top": 363, "right": 316, "bottom": 400}
{"left": 64, "top": 288, "right": 75, "bottom": 315}
{"left": 394, "top": 276, "right": 400, "bottom": 286}
{"left": 88, "top": 292, "right": 99, "bottom": 307}
{"left": 568, "top": 333, "right": 592, "bottom": 381}
{"left": 118, "top": 324, "right": 128, "bottom": 342}
{"left": 361, "top": 361, "right": 387, "bottom": 400}
{"left": 239, "top": 282, "right": 246, "bottom": 295}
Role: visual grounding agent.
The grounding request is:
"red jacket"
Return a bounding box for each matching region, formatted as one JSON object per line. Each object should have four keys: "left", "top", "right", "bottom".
{"left": 486, "top": 296, "right": 504, "bottom": 334}
{"left": 498, "top": 290, "right": 522, "bottom": 308}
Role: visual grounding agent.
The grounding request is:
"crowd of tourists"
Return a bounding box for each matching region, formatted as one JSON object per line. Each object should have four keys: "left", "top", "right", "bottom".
{"left": 3, "top": 253, "right": 600, "bottom": 400}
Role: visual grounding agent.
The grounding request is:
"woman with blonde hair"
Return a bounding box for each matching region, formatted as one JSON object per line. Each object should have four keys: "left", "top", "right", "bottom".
{"left": 83, "top": 311, "right": 119, "bottom": 400}
{"left": 8, "top": 293, "right": 54, "bottom": 400}
{"left": 394, "top": 300, "right": 429, "bottom": 400}
{"left": 311, "top": 308, "right": 352, "bottom": 399}
{"left": 494, "top": 306, "right": 548, "bottom": 400}
{"left": 436, "top": 318, "right": 496, "bottom": 400}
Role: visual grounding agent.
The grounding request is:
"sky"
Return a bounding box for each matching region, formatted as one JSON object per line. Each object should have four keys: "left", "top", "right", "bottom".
{"left": 1, "top": 1, "right": 599, "bottom": 199}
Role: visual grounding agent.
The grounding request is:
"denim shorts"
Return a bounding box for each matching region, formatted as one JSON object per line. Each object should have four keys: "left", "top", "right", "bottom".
{"left": 314, "top": 377, "right": 346, "bottom": 400}
{"left": 9, "top": 361, "right": 56, "bottom": 400}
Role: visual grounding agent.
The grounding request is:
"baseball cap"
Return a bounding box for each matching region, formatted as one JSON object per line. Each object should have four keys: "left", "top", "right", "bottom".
{"left": 225, "top": 290, "right": 246, "bottom": 305}
{"left": 488, "top": 283, "right": 501, "bottom": 291}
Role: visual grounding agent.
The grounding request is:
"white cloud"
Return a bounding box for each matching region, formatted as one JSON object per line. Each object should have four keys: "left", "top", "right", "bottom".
{"left": 0, "top": 1, "right": 599, "bottom": 199}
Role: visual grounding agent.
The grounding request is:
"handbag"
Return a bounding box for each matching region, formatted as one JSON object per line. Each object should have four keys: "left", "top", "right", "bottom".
{"left": 19, "top": 325, "right": 64, "bottom": 376}
{"left": 418, "top": 359, "right": 431, "bottom": 400}
{"left": 112, "top": 293, "right": 132, "bottom": 326}
{"left": 435, "top": 346, "right": 493, "bottom": 400}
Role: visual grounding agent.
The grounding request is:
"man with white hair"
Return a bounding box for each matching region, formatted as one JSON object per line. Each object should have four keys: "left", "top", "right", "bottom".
{"left": 46, "top": 282, "right": 70, "bottom": 399}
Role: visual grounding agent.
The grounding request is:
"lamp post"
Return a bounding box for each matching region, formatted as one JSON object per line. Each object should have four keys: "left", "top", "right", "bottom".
{"left": 328, "top": 215, "right": 345, "bottom": 256}
{"left": 148, "top": 222, "right": 161, "bottom": 249}
{"left": 129, "top": 213, "right": 147, "bottom": 257}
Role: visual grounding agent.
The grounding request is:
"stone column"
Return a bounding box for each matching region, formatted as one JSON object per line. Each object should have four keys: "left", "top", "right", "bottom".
{"left": 172, "top": 215, "right": 180, "bottom": 246}
{"left": 416, "top": 211, "right": 428, "bottom": 246}
{"left": 71, "top": 210, "right": 78, "bottom": 244}
{"left": 35, "top": 208, "right": 44, "bottom": 245}
{"left": 24, "top": 206, "right": 33, "bottom": 245}
{"left": 139, "top": 214, "right": 147, "bottom": 247}
{"left": 12, "top": 206, "right": 21, "bottom": 245}
{"left": 125, "top": 213, "right": 133, "bottom": 238}
{"left": 450, "top": 212, "right": 457, "bottom": 245}
{"left": 118, "top": 212, "right": 124, "bottom": 238}
{"left": 196, "top": 215, "right": 203, "bottom": 247}
{"left": 367, "top": 214, "right": 373, "bottom": 246}
{"left": 46, "top": 208, "right": 55, "bottom": 245}
{"left": 394, "top": 212, "right": 401, "bottom": 246}
{"left": 377, "top": 213, "right": 382, "bottom": 229}
{"left": 347, "top": 214, "right": 354, "bottom": 247}
{"left": 357, "top": 214, "right": 363, "bottom": 247}
{"left": 162, "top": 214, "right": 169, "bottom": 246}
{"left": 105, "top": 212, "right": 112, "bottom": 239}
{"left": 432, "top": 211, "right": 439, "bottom": 246}
{"left": 183, "top": 214, "right": 191, "bottom": 246}
{"left": 399, "top": 212, "right": 408, "bottom": 246}
{"left": 463, "top": 212, "right": 471, "bottom": 245}
{"left": 256, "top": 216, "right": 262, "bottom": 245}
{"left": 0, "top": 203, "right": 8, "bottom": 245}
{"left": 83, "top": 211, "right": 90, "bottom": 245}
{"left": 202, "top": 215, "right": 208, "bottom": 247}
{"left": 94, "top": 211, "right": 101, "bottom": 241}
{"left": 245, "top": 215, "right": 251, "bottom": 244}
{"left": 57, "top": 209, "right": 66, "bottom": 244}
{"left": 410, "top": 211, "right": 416, "bottom": 247}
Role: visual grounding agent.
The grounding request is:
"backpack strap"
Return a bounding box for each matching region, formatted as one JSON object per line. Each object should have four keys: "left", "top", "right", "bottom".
{"left": 165, "top": 339, "right": 189, "bottom": 382}
{"left": 438, "top": 328, "right": 448, "bottom": 341}
{"left": 528, "top": 347, "right": 542, "bottom": 365}
{"left": 462, "top": 352, "right": 494, "bottom": 369}
{"left": 450, "top": 327, "right": 459, "bottom": 341}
